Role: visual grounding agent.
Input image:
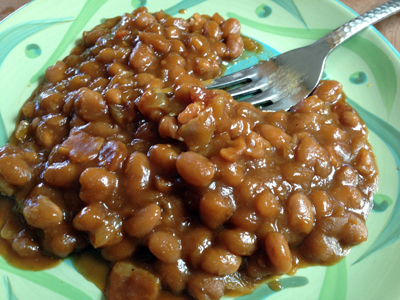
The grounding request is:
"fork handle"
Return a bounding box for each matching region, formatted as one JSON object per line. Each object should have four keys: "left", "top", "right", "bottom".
{"left": 323, "top": 0, "right": 400, "bottom": 51}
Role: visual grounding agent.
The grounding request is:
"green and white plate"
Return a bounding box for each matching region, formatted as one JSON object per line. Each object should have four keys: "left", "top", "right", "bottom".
{"left": 0, "top": 0, "right": 399, "bottom": 299}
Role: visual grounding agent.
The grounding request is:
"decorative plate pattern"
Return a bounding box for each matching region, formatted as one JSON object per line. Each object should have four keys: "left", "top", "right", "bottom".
{"left": 0, "top": 0, "right": 399, "bottom": 299}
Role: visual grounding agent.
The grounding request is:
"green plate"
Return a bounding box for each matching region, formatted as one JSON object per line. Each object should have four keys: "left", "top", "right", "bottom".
{"left": 0, "top": 0, "right": 399, "bottom": 299}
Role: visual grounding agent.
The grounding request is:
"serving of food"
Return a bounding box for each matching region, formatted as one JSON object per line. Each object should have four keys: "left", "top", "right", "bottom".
{"left": 0, "top": 1, "right": 399, "bottom": 300}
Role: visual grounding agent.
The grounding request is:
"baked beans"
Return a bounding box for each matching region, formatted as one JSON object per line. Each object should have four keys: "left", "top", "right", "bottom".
{"left": 0, "top": 7, "right": 378, "bottom": 300}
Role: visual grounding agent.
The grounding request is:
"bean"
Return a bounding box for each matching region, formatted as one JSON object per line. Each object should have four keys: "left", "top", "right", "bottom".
{"left": 129, "top": 42, "right": 156, "bottom": 72}
{"left": 133, "top": 12, "right": 156, "bottom": 30}
{"left": 281, "top": 162, "right": 313, "bottom": 185}
{"left": 108, "top": 62, "right": 131, "bottom": 76}
{"left": 40, "top": 91, "right": 64, "bottom": 114}
{"left": 211, "top": 155, "right": 245, "bottom": 187}
{"left": 90, "top": 214, "right": 123, "bottom": 248}
{"left": 158, "top": 115, "right": 180, "bottom": 140}
{"left": 73, "top": 203, "right": 107, "bottom": 232}
{"left": 44, "top": 225, "right": 78, "bottom": 257}
{"left": 230, "top": 208, "right": 261, "bottom": 233}
{"left": 0, "top": 211, "right": 23, "bottom": 241}
{"left": 174, "top": 74, "right": 202, "bottom": 102}
{"left": 163, "top": 17, "right": 189, "bottom": 31}
{"left": 203, "top": 20, "right": 223, "bottom": 40}
{"left": 45, "top": 61, "right": 67, "bottom": 84}
{"left": 0, "top": 155, "right": 31, "bottom": 186}
{"left": 187, "top": 273, "right": 225, "bottom": 300}
{"left": 35, "top": 115, "right": 69, "bottom": 150}
{"left": 181, "top": 226, "right": 212, "bottom": 268}
{"left": 229, "top": 116, "right": 252, "bottom": 139}
{"left": 218, "top": 228, "right": 257, "bottom": 256}
{"left": 264, "top": 232, "right": 292, "bottom": 274}
{"left": 148, "top": 231, "right": 181, "bottom": 263}
{"left": 211, "top": 41, "right": 227, "bottom": 57}
{"left": 255, "top": 190, "right": 280, "bottom": 219}
{"left": 335, "top": 165, "right": 358, "bottom": 186}
{"left": 295, "top": 136, "right": 332, "bottom": 178}
{"left": 124, "top": 204, "right": 161, "bottom": 238}
{"left": 340, "top": 213, "right": 368, "bottom": 245}
{"left": 79, "top": 167, "right": 118, "bottom": 204}
{"left": 355, "top": 148, "right": 376, "bottom": 176}
{"left": 133, "top": 6, "right": 148, "bottom": 15}
{"left": 221, "top": 18, "right": 241, "bottom": 39}
{"left": 148, "top": 144, "right": 179, "bottom": 173}
{"left": 265, "top": 110, "right": 288, "bottom": 129}
{"left": 84, "top": 28, "right": 109, "bottom": 46}
{"left": 79, "top": 60, "right": 107, "bottom": 78}
{"left": 164, "top": 52, "right": 186, "bottom": 68}
{"left": 124, "top": 152, "right": 151, "bottom": 191}
{"left": 295, "top": 137, "right": 320, "bottom": 166}
{"left": 313, "top": 80, "right": 343, "bottom": 103}
{"left": 98, "top": 48, "right": 116, "bottom": 63}
{"left": 330, "top": 186, "right": 363, "bottom": 210}
{"left": 138, "top": 88, "right": 168, "bottom": 122}
{"left": 12, "top": 230, "right": 40, "bottom": 257}
{"left": 169, "top": 39, "right": 186, "bottom": 53}
{"left": 14, "top": 120, "right": 30, "bottom": 142}
{"left": 104, "top": 88, "right": 122, "bottom": 105}
{"left": 309, "top": 190, "right": 332, "bottom": 218}
{"left": 288, "top": 112, "right": 322, "bottom": 132}
{"left": 177, "top": 102, "right": 205, "bottom": 125}
{"left": 107, "top": 262, "right": 161, "bottom": 300}
{"left": 186, "top": 34, "right": 210, "bottom": 56}
{"left": 176, "top": 151, "right": 215, "bottom": 187}
{"left": 99, "top": 140, "right": 128, "bottom": 172}
{"left": 225, "top": 33, "right": 244, "bottom": 59}
{"left": 75, "top": 88, "right": 108, "bottom": 121}
{"left": 90, "top": 77, "right": 110, "bottom": 92}
{"left": 64, "top": 54, "right": 81, "bottom": 67}
{"left": 287, "top": 193, "right": 314, "bottom": 234}
{"left": 42, "top": 161, "right": 81, "bottom": 188}
{"left": 301, "top": 230, "right": 342, "bottom": 263}
{"left": 22, "top": 195, "right": 63, "bottom": 229}
{"left": 139, "top": 31, "right": 171, "bottom": 53}
{"left": 158, "top": 260, "right": 189, "bottom": 294}
{"left": 211, "top": 13, "right": 225, "bottom": 25}
{"left": 293, "top": 95, "right": 323, "bottom": 113}
{"left": 244, "top": 131, "right": 270, "bottom": 159}
{"left": 260, "top": 124, "right": 290, "bottom": 150}
{"left": 165, "top": 26, "right": 182, "bottom": 39}
{"left": 135, "top": 72, "right": 155, "bottom": 87}
{"left": 188, "top": 13, "right": 206, "bottom": 33}
{"left": 21, "top": 101, "right": 36, "bottom": 119}
{"left": 199, "top": 191, "right": 234, "bottom": 229}
{"left": 201, "top": 247, "right": 242, "bottom": 276}
{"left": 193, "top": 57, "right": 211, "bottom": 75}
{"left": 101, "top": 238, "right": 137, "bottom": 262}
{"left": 340, "top": 110, "right": 361, "bottom": 128}
{"left": 154, "top": 175, "right": 175, "bottom": 193}
{"left": 238, "top": 177, "right": 262, "bottom": 204}
{"left": 67, "top": 74, "right": 91, "bottom": 91}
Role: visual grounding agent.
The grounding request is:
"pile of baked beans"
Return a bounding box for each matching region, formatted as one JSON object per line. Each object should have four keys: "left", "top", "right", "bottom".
{"left": 0, "top": 7, "right": 378, "bottom": 300}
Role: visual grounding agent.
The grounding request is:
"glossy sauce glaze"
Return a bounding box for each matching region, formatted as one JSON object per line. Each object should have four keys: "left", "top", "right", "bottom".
{"left": 0, "top": 7, "right": 378, "bottom": 300}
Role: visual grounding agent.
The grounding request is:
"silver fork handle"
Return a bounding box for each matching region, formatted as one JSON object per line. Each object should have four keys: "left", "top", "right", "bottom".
{"left": 324, "top": 0, "right": 400, "bottom": 51}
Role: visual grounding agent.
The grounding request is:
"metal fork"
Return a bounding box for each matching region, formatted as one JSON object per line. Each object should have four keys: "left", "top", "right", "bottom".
{"left": 206, "top": 0, "right": 400, "bottom": 111}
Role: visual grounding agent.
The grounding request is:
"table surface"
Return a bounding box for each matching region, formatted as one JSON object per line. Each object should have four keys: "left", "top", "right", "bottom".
{"left": 0, "top": 0, "right": 399, "bottom": 52}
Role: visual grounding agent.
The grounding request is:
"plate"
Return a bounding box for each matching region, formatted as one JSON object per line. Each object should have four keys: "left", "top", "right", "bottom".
{"left": 0, "top": 0, "right": 399, "bottom": 299}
